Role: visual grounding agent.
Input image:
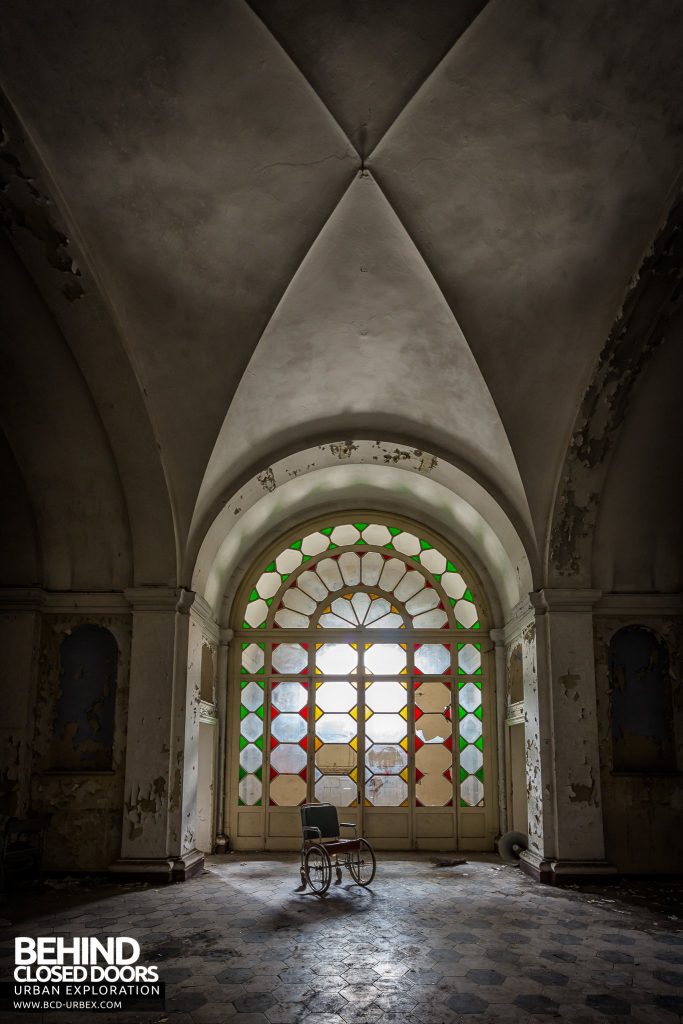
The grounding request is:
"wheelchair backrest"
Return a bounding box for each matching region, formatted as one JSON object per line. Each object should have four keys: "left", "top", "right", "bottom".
{"left": 300, "top": 803, "right": 339, "bottom": 840}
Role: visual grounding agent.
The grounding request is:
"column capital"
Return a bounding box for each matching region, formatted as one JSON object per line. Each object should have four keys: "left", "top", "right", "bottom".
{"left": 220, "top": 627, "right": 234, "bottom": 646}
{"left": 531, "top": 588, "right": 602, "bottom": 614}
{"left": 489, "top": 628, "right": 505, "bottom": 646}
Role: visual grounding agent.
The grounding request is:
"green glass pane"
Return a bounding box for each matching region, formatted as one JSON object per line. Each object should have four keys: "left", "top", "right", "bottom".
{"left": 356, "top": 538, "right": 366, "bottom": 545}
{"left": 266, "top": 597, "right": 274, "bottom": 606}
{"left": 249, "top": 588, "right": 259, "bottom": 602}
{"left": 254, "top": 766, "right": 262, "bottom": 780}
{"left": 238, "top": 798, "right": 245, "bottom": 806}
{"left": 473, "top": 622, "right": 480, "bottom": 630}
{"left": 475, "top": 767, "right": 485, "bottom": 783}
{"left": 463, "top": 588, "right": 473, "bottom": 602}
{"left": 354, "top": 522, "right": 368, "bottom": 532}
{"left": 460, "top": 798, "right": 467, "bottom": 807}
{"left": 475, "top": 706, "right": 483, "bottom": 720}
{"left": 460, "top": 766, "right": 468, "bottom": 783}
{"left": 475, "top": 736, "right": 484, "bottom": 751}
{"left": 240, "top": 705, "right": 248, "bottom": 720}
{"left": 458, "top": 705, "right": 467, "bottom": 720}
{"left": 446, "top": 560, "right": 457, "bottom": 572}
{"left": 459, "top": 735, "right": 467, "bottom": 752}
{"left": 302, "top": 554, "right": 311, "bottom": 562}
{"left": 256, "top": 706, "right": 264, "bottom": 720}
{"left": 321, "top": 527, "right": 333, "bottom": 536}
{"left": 264, "top": 560, "right": 276, "bottom": 573}
{"left": 255, "top": 736, "right": 264, "bottom": 750}
{"left": 420, "top": 539, "right": 433, "bottom": 550}
{"left": 239, "top": 735, "right": 247, "bottom": 750}
{"left": 242, "top": 620, "right": 250, "bottom": 630}
{"left": 385, "top": 542, "right": 395, "bottom": 551}
{"left": 291, "top": 540, "right": 302, "bottom": 550}
{"left": 238, "top": 765, "right": 246, "bottom": 780}
{"left": 389, "top": 527, "right": 401, "bottom": 536}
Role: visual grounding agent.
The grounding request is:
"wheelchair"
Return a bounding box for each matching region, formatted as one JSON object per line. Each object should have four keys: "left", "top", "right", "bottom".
{"left": 299, "top": 803, "right": 376, "bottom": 895}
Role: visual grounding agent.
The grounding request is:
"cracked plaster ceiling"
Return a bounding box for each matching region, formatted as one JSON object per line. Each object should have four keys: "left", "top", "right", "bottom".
{"left": 1, "top": 0, "right": 682, "bottom": 596}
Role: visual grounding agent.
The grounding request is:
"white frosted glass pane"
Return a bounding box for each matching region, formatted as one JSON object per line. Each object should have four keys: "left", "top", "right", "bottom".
{"left": 413, "top": 609, "right": 448, "bottom": 629}
{"left": 271, "top": 713, "right": 307, "bottom": 743}
{"left": 414, "top": 644, "right": 450, "bottom": 675}
{"left": 455, "top": 599, "right": 479, "bottom": 628}
{"left": 330, "top": 597, "right": 357, "bottom": 624}
{"left": 276, "top": 548, "right": 303, "bottom": 574}
{"left": 315, "top": 775, "right": 356, "bottom": 807}
{"left": 419, "top": 548, "right": 447, "bottom": 574}
{"left": 378, "top": 558, "right": 407, "bottom": 592}
{"left": 241, "top": 644, "right": 264, "bottom": 674}
{"left": 362, "top": 524, "right": 392, "bottom": 547}
{"left": 283, "top": 588, "right": 316, "bottom": 616}
{"left": 298, "top": 570, "right": 328, "bottom": 602}
{"left": 316, "top": 715, "right": 356, "bottom": 743}
{"left": 365, "top": 643, "right": 407, "bottom": 675}
{"left": 405, "top": 589, "right": 439, "bottom": 615}
{"left": 459, "top": 682, "right": 482, "bottom": 714}
{"left": 316, "top": 643, "right": 357, "bottom": 674}
{"left": 365, "top": 714, "right": 406, "bottom": 744}
{"left": 459, "top": 643, "right": 481, "bottom": 675}
{"left": 365, "top": 775, "right": 407, "bottom": 806}
{"left": 271, "top": 743, "right": 307, "bottom": 774}
{"left": 240, "top": 713, "right": 263, "bottom": 743}
{"left": 255, "top": 571, "right": 280, "bottom": 599}
{"left": 316, "top": 680, "right": 356, "bottom": 713}
{"left": 317, "top": 558, "right": 344, "bottom": 592}
{"left": 274, "top": 608, "right": 309, "bottom": 629}
{"left": 271, "top": 643, "right": 308, "bottom": 674}
{"left": 302, "top": 531, "right": 330, "bottom": 556}
{"left": 460, "top": 744, "right": 483, "bottom": 774}
{"left": 360, "top": 552, "right": 383, "bottom": 585}
{"left": 240, "top": 681, "right": 264, "bottom": 712}
{"left": 367, "top": 613, "right": 404, "bottom": 629}
{"left": 339, "top": 551, "right": 361, "bottom": 586}
{"left": 460, "top": 713, "right": 482, "bottom": 744}
{"left": 238, "top": 775, "right": 261, "bottom": 805}
{"left": 461, "top": 775, "right": 484, "bottom": 807}
{"left": 272, "top": 681, "right": 307, "bottom": 712}
{"left": 351, "top": 592, "right": 371, "bottom": 623}
{"left": 330, "top": 524, "right": 360, "bottom": 546}
{"left": 392, "top": 531, "right": 421, "bottom": 556}
{"left": 319, "top": 613, "right": 354, "bottom": 629}
{"left": 442, "top": 571, "right": 466, "bottom": 600}
{"left": 244, "top": 599, "right": 268, "bottom": 628}
{"left": 364, "top": 598, "right": 392, "bottom": 625}
{"left": 365, "top": 680, "right": 406, "bottom": 714}
{"left": 394, "top": 571, "right": 425, "bottom": 603}
{"left": 239, "top": 744, "right": 262, "bottom": 773}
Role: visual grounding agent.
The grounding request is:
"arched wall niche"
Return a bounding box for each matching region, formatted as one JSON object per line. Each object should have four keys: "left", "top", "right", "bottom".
{"left": 190, "top": 440, "right": 535, "bottom": 629}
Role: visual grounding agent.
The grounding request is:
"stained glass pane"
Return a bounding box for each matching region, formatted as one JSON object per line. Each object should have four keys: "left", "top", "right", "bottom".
{"left": 442, "top": 571, "right": 466, "bottom": 600}
{"left": 459, "top": 681, "right": 482, "bottom": 713}
{"left": 365, "top": 775, "right": 408, "bottom": 806}
{"left": 366, "top": 680, "right": 406, "bottom": 713}
{"left": 316, "top": 643, "right": 358, "bottom": 674}
{"left": 241, "top": 643, "right": 264, "bottom": 675}
{"left": 455, "top": 598, "right": 479, "bottom": 629}
{"left": 394, "top": 571, "right": 425, "bottom": 603}
{"left": 331, "top": 524, "right": 360, "bottom": 546}
{"left": 271, "top": 643, "right": 308, "bottom": 674}
{"left": 367, "top": 612, "right": 405, "bottom": 629}
{"left": 240, "top": 743, "right": 262, "bottom": 774}
{"left": 413, "top": 609, "right": 449, "bottom": 629}
{"left": 276, "top": 548, "right": 303, "bottom": 574}
{"left": 298, "top": 570, "right": 328, "bottom": 602}
{"left": 460, "top": 713, "right": 482, "bottom": 744}
{"left": 362, "top": 524, "right": 392, "bottom": 546}
{"left": 414, "top": 644, "right": 451, "bottom": 675}
{"left": 365, "top": 743, "right": 407, "bottom": 774}
{"left": 244, "top": 599, "right": 268, "bottom": 628}
{"left": 255, "top": 571, "right": 280, "bottom": 599}
{"left": 405, "top": 589, "right": 439, "bottom": 616}
{"left": 378, "top": 558, "right": 407, "bottom": 592}
{"left": 274, "top": 608, "right": 309, "bottom": 629}
{"left": 360, "top": 551, "right": 383, "bottom": 585}
{"left": 241, "top": 681, "right": 264, "bottom": 712}
{"left": 458, "top": 643, "right": 481, "bottom": 675}
{"left": 365, "top": 714, "right": 406, "bottom": 743}
{"left": 365, "top": 678, "right": 408, "bottom": 806}
{"left": 315, "top": 677, "right": 358, "bottom": 808}
{"left": 351, "top": 592, "right": 371, "bottom": 623}
{"left": 415, "top": 680, "right": 452, "bottom": 807}
{"left": 461, "top": 775, "right": 484, "bottom": 807}
{"left": 415, "top": 681, "right": 450, "bottom": 714}
{"left": 270, "top": 680, "right": 308, "bottom": 807}
{"left": 392, "top": 531, "right": 421, "bottom": 556}
{"left": 318, "top": 612, "right": 354, "bottom": 629}
{"left": 241, "top": 713, "right": 264, "bottom": 743}
{"left": 316, "top": 557, "right": 344, "bottom": 592}
{"left": 419, "top": 548, "right": 447, "bottom": 574}
{"left": 364, "top": 597, "right": 392, "bottom": 625}
{"left": 301, "top": 531, "right": 330, "bottom": 556}
{"left": 339, "top": 551, "right": 361, "bottom": 586}
{"left": 239, "top": 677, "right": 264, "bottom": 806}
{"left": 329, "top": 597, "right": 357, "bottom": 624}
{"left": 365, "top": 644, "right": 407, "bottom": 675}
{"left": 282, "top": 587, "right": 316, "bottom": 616}
{"left": 238, "top": 775, "right": 262, "bottom": 805}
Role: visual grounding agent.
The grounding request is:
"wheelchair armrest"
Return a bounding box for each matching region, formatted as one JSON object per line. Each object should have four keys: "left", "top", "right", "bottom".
{"left": 302, "top": 826, "right": 322, "bottom": 839}
{"left": 339, "top": 822, "right": 357, "bottom": 832}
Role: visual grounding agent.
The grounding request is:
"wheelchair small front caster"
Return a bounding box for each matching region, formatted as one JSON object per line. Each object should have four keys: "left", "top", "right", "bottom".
{"left": 335, "top": 866, "right": 343, "bottom": 884}
{"left": 300, "top": 870, "right": 306, "bottom": 887}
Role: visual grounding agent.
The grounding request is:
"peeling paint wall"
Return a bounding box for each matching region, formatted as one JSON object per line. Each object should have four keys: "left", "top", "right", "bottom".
{"left": 31, "top": 613, "right": 131, "bottom": 872}
{"left": 521, "top": 622, "right": 543, "bottom": 854}
{"left": 595, "top": 615, "right": 683, "bottom": 873}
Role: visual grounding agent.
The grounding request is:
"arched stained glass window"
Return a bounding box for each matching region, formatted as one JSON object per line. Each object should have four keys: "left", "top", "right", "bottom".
{"left": 231, "top": 517, "right": 496, "bottom": 852}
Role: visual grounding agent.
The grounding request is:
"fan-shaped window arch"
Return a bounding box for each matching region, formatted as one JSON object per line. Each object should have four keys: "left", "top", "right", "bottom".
{"left": 230, "top": 516, "right": 496, "bottom": 851}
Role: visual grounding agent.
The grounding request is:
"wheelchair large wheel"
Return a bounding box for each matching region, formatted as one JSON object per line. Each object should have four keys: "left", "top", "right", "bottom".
{"left": 304, "top": 844, "right": 332, "bottom": 895}
{"left": 348, "top": 838, "right": 376, "bottom": 886}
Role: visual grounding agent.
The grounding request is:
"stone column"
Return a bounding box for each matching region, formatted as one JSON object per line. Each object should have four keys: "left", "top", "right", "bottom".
{"left": 110, "top": 587, "right": 204, "bottom": 881}
{"left": 0, "top": 590, "right": 41, "bottom": 817}
{"left": 214, "top": 629, "right": 232, "bottom": 852}
{"left": 520, "top": 588, "right": 616, "bottom": 883}
{"left": 489, "top": 628, "right": 508, "bottom": 835}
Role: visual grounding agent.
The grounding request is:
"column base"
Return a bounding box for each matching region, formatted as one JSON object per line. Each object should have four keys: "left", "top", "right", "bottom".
{"left": 109, "top": 850, "right": 205, "bottom": 884}
{"left": 520, "top": 849, "right": 618, "bottom": 885}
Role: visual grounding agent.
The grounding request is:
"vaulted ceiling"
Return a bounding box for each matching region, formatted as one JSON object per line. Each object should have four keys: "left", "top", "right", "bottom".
{"left": 1, "top": 0, "right": 682, "bottom": 600}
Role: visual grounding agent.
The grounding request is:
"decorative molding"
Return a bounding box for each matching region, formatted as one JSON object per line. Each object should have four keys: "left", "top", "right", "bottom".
{"left": 594, "top": 593, "right": 683, "bottom": 617}
{"left": 531, "top": 588, "right": 602, "bottom": 614}
{"left": 0, "top": 588, "right": 131, "bottom": 614}
{"left": 124, "top": 587, "right": 182, "bottom": 612}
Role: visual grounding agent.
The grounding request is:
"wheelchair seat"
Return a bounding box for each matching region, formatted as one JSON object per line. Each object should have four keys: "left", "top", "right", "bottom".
{"left": 299, "top": 802, "right": 376, "bottom": 895}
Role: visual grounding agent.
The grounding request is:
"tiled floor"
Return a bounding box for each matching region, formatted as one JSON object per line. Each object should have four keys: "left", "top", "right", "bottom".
{"left": 2, "top": 853, "right": 682, "bottom": 1024}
